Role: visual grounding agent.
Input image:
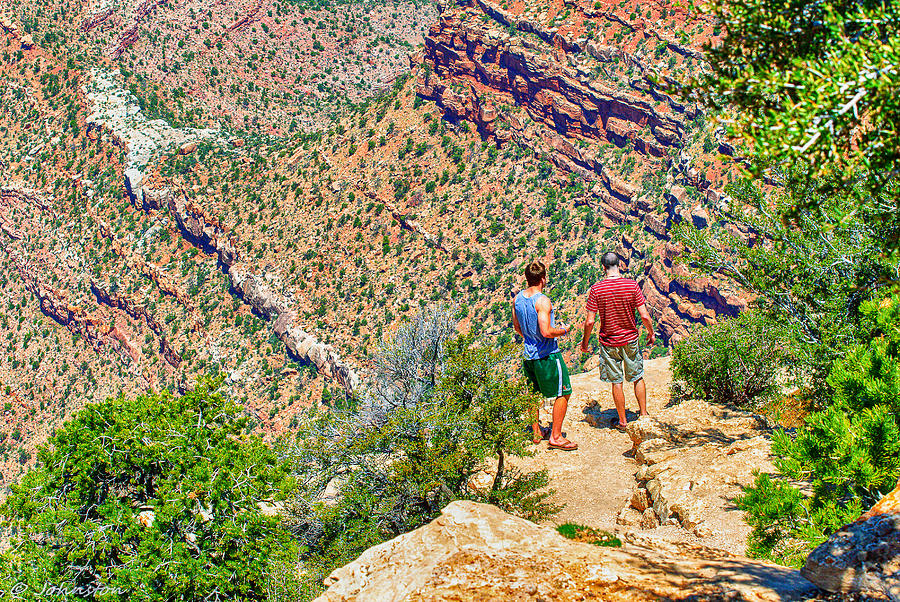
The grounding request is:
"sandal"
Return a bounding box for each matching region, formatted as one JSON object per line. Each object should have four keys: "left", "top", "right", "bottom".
{"left": 609, "top": 418, "right": 627, "bottom": 432}
{"left": 547, "top": 440, "right": 579, "bottom": 451}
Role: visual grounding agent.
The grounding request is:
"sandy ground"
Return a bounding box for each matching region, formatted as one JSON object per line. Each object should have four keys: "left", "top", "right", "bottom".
{"left": 515, "top": 357, "right": 672, "bottom": 531}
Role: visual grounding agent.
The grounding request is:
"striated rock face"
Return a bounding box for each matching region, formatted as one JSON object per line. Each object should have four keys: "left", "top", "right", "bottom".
{"left": 91, "top": 280, "right": 182, "bottom": 368}
{"left": 9, "top": 256, "right": 140, "bottom": 368}
{"left": 416, "top": 0, "right": 750, "bottom": 345}
{"left": 273, "top": 310, "right": 361, "bottom": 393}
{"left": 22, "top": 269, "right": 107, "bottom": 353}
{"left": 128, "top": 173, "right": 363, "bottom": 394}
{"left": 315, "top": 500, "right": 816, "bottom": 601}
{"left": 169, "top": 192, "right": 238, "bottom": 267}
{"left": 419, "top": 2, "right": 685, "bottom": 177}
{"left": 84, "top": 68, "right": 360, "bottom": 394}
{"left": 80, "top": 2, "right": 115, "bottom": 31}
{"left": 229, "top": 268, "right": 361, "bottom": 393}
{"left": 802, "top": 479, "right": 900, "bottom": 600}
{"left": 107, "top": 0, "right": 170, "bottom": 59}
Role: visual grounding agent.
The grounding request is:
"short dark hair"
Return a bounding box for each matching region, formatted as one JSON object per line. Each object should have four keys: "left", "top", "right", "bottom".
{"left": 525, "top": 260, "right": 546, "bottom": 286}
{"left": 601, "top": 252, "right": 620, "bottom": 270}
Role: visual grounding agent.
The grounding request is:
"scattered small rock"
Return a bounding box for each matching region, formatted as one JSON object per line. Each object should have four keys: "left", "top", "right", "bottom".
{"left": 631, "top": 488, "right": 651, "bottom": 512}
{"left": 179, "top": 141, "right": 198, "bottom": 155}
{"left": 617, "top": 506, "right": 642, "bottom": 526}
{"left": 691, "top": 205, "right": 709, "bottom": 229}
{"left": 640, "top": 508, "right": 660, "bottom": 529}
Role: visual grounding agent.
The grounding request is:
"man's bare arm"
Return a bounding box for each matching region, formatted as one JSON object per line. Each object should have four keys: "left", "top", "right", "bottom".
{"left": 580, "top": 310, "right": 596, "bottom": 353}
{"left": 536, "top": 296, "right": 569, "bottom": 338}
{"left": 637, "top": 304, "right": 655, "bottom": 346}
{"left": 512, "top": 299, "right": 523, "bottom": 337}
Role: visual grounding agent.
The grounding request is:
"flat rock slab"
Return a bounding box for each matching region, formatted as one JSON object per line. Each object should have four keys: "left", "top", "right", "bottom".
{"left": 315, "top": 500, "right": 818, "bottom": 601}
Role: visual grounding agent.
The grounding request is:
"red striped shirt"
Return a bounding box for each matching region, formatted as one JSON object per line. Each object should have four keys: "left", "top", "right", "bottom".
{"left": 585, "top": 278, "right": 646, "bottom": 347}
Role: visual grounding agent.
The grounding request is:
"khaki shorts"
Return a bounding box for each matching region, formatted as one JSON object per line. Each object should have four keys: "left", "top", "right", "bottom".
{"left": 599, "top": 340, "right": 644, "bottom": 383}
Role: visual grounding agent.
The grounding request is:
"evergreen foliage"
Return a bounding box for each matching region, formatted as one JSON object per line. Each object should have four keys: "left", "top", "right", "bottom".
{"left": 737, "top": 296, "right": 900, "bottom": 566}
{"left": 679, "top": 0, "right": 900, "bottom": 567}
{"left": 671, "top": 311, "right": 790, "bottom": 408}
{"left": 0, "top": 379, "right": 298, "bottom": 601}
{"left": 674, "top": 173, "right": 895, "bottom": 390}
{"left": 695, "top": 0, "right": 900, "bottom": 236}
{"left": 282, "top": 307, "right": 557, "bottom": 599}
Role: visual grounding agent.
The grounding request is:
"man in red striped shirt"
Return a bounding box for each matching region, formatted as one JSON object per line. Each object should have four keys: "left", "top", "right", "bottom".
{"left": 580, "top": 252, "right": 656, "bottom": 431}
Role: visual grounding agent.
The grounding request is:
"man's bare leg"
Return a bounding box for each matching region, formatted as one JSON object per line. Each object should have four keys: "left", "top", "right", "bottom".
{"left": 549, "top": 394, "right": 571, "bottom": 444}
{"left": 634, "top": 378, "right": 649, "bottom": 417}
{"left": 532, "top": 399, "right": 543, "bottom": 443}
{"left": 612, "top": 382, "right": 626, "bottom": 427}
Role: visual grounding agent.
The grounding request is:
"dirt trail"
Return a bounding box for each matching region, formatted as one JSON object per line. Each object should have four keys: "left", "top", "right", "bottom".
{"left": 516, "top": 358, "right": 671, "bottom": 528}
{"left": 514, "top": 356, "right": 763, "bottom": 557}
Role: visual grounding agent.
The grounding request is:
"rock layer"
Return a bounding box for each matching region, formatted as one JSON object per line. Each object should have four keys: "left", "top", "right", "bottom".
{"left": 419, "top": 2, "right": 684, "bottom": 175}
{"left": 315, "top": 500, "right": 817, "bottom": 601}
{"left": 230, "top": 268, "right": 362, "bottom": 393}
{"left": 91, "top": 280, "right": 182, "bottom": 368}
{"left": 84, "top": 70, "right": 360, "bottom": 394}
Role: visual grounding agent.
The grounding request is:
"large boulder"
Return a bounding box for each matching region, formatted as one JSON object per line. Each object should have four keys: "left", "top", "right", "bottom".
{"left": 315, "top": 500, "right": 816, "bottom": 601}
{"left": 802, "top": 480, "right": 900, "bottom": 600}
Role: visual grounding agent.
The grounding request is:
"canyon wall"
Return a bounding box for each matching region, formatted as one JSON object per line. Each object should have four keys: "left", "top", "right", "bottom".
{"left": 418, "top": 0, "right": 747, "bottom": 343}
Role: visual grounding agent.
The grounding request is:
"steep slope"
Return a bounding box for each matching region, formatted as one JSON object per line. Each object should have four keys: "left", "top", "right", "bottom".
{"left": 39, "top": 0, "right": 435, "bottom": 133}
{"left": 0, "top": 0, "right": 751, "bottom": 486}
{"left": 416, "top": 0, "right": 750, "bottom": 343}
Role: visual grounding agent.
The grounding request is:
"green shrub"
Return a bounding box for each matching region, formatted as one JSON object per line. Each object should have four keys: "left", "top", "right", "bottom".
{"left": 737, "top": 295, "right": 900, "bottom": 566}
{"left": 557, "top": 523, "right": 622, "bottom": 547}
{"left": 0, "top": 379, "right": 297, "bottom": 601}
{"left": 283, "top": 307, "right": 558, "bottom": 599}
{"left": 672, "top": 311, "right": 791, "bottom": 408}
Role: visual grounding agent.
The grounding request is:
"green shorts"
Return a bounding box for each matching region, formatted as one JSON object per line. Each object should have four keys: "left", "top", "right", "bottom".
{"left": 599, "top": 340, "right": 644, "bottom": 383}
{"left": 523, "top": 352, "right": 572, "bottom": 399}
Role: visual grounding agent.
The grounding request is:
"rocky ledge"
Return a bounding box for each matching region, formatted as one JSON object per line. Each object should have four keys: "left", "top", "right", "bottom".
{"left": 315, "top": 500, "right": 817, "bottom": 601}
{"left": 610, "top": 397, "right": 775, "bottom": 549}
{"left": 802, "top": 479, "right": 900, "bottom": 600}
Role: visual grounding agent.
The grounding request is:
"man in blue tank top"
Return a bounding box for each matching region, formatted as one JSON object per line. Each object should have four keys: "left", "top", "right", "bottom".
{"left": 512, "top": 260, "right": 577, "bottom": 451}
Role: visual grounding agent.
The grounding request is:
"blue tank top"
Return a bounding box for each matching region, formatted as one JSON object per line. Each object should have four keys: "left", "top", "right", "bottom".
{"left": 514, "top": 291, "right": 560, "bottom": 360}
